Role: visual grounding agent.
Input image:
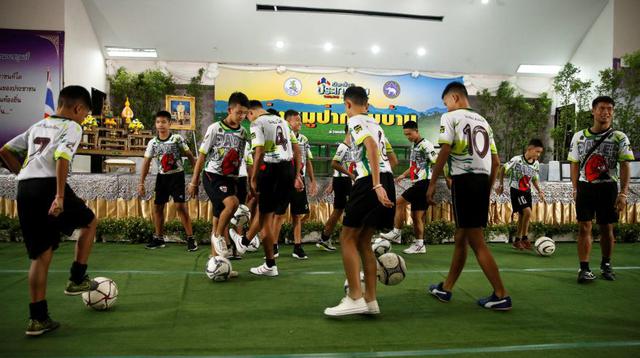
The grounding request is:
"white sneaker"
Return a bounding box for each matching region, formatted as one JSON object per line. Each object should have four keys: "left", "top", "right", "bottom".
{"left": 246, "top": 235, "right": 260, "bottom": 252}
{"left": 228, "top": 228, "right": 247, "bottom": 255}
{"left": 380, "top": 229, "right": 402, "bottom": 244}
{"left": 324, "top": 296, "right": 369, "bottom": 316}
{"left": 403, "top": 241, "right": 426, "bottom": 254}
{"left": 366, "top": 300, "right": 380, "bottom": 315}
{"left": 211, "top": 235, "right": 228, "bottom": 257}
{"left": 250, "top": 263, "right": 279, "bottom": 277}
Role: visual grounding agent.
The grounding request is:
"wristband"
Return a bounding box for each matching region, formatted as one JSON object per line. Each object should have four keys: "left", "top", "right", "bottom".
{"left": 372, "top": 184, "right": 382, "bottom": 190}
{"left": 188, "top": 182, "right": 198, "bottom": 187}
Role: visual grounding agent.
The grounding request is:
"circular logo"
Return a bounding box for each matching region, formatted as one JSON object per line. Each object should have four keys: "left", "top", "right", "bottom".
{"left": 383, "top": 81, "right": 400, "bottom": 99}
{"left": 284, "top": 78, "right": 302, "bottom": 96}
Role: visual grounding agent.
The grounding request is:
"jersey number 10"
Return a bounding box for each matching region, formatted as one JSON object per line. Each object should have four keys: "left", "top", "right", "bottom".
{"left": 462, "top": 124, "right": 489, "bottom": 158}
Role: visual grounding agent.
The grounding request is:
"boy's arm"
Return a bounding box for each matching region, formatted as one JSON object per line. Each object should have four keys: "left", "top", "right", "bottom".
{"left": 49, "top": 158, "right": 69, "bottom": 217}
{"left": 396, "top": 167, "right": 411, "bottom": 183}
{"left": 185, "top": 150, "right": 196, "bottom": 167}
{"left": 0, "top": 147, "right": 22, "bottom": 174}
{"left": 388, "top": 151, "right": 398, "bottom": 169}
{"left": 306, "top": 159, "right": 317, "bottom": 196}
{"left": 532, "top": 178, "right": 545, "bottom": 202}
{"left": 331, "top": 160, "right": 351, "bottom": 176}
{"left": 496, "top": 166, "right": 506, "bottom": 194}
{"left": 292, "top": 143, "right": 303, "bottom": 191}
{"left": 489, "top": 153, "right": 501, "bottom": 191}
{"left": 570, "top": 162, "right": 579, "bottom": 201}
{"left": 363, "top": 137, "right": 392, "bottom": 207}
{"left": 188, "top": 153, "right": 206, "bottom": 197}
{"left": 138, "top": 157, "right": 151, "bottom": 197}
{"left": 616, "top": 161, "right": 630, "bottom": 212}
{"left": 426, "top": 144, "right": 451, "bottom": 205}
{"left": 250, "top": 147, "right": 265, "bottom": 196}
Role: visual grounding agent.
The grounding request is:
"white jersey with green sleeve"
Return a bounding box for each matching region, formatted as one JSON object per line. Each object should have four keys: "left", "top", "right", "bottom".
{"left": 250, "top": 114, "right": 298, "bottom": 163}
{"left": 144, "top": 134, "right": 190, "bottom": 175}
{"left": 296, "top": 133, "right": 313, "bottom": 177}
{"left": 438, "top": 108, "right": 498, "bottom": 176}
{"left": 504, "top": 155, "right": 539, "bottom": 191}
{"left": 348, "top": 114, "right": 393, "bottom": 180}
{"left": 3, "top": 116, "right": 82, "bottom": 181}
{"left": 409, "top": 138, "right": 437, "bottom": 181}
{"left": 199, "top": 120, "right": 249, "bottom": 177}
{"left": 567, "top": 128, "right": 634, "bottom": 183}
{"left": 332, "top": 142, "right": 355, "bottom": 177}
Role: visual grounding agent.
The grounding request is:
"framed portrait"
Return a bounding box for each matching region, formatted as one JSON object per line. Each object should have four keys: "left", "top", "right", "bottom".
{"left": 165, "top": 95, "right": 196, "bottom": 130}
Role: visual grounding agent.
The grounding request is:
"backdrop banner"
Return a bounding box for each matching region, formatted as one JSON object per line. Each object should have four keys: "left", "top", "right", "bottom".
{"left": 0, "top": 29, "right": 64, "bottom": 147}
{"left": 214, "top": 68, "right": 462, "bottom": 146}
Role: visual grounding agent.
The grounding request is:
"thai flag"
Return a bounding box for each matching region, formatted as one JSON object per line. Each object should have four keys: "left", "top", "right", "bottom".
{"left": 43, "top": 70, "right": 55, "bottom": 118}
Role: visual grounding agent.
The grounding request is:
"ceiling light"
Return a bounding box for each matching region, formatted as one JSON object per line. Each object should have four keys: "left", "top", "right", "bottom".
{"left": 323, "top": 42, "right": 333, "bottom": 52}
{"left": 417, "top": 47, "right": 427, "bottom": 56}
{"left": 105, "top": 47, "right": 157, "bottom": 58}
{"left": 275, "top": 40, "right": 285, "bottom": 49}
{"left": 481, "top": 0, "right": 489, "bottom": 4}
{"left": 371, "top": 45, "right": 380, "bottom": 54}
{"left": 517, "top": 64, "right": 562, "bottom": 75}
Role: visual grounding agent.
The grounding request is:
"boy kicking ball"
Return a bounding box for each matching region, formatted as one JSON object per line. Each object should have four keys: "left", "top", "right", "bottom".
{"left": 0, "top": 86, "right": 98, "bottom": 336}
{"left": 426, "top": 82, "right": 511, "bottom": 311}
{"left": 496, "top": 139, "right": 545, "bottom": 250}
{"left": 139, "top": 111, "right": 197, "bottom": 251}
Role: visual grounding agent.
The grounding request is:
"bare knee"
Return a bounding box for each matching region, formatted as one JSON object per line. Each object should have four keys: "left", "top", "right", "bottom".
{"left": 578, "top": 222, "right": 592, "bottom": 237}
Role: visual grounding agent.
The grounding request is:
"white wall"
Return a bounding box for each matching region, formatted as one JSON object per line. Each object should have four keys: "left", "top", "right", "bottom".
{"left": 569, "top": 0, "right": 614, "bottom": 84}
{"left": 64, "top": 0, "right": 106, "bottom": 92}
{"left": 0, "top": 0, "right": 65, "bottom": 31}
{"left": 613, "top": 0, "right": 640, "bottom": 59}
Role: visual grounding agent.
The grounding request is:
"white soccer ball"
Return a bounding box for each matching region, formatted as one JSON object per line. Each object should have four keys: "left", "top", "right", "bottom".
{"left": 377, "top": 253, "right": 407, "bottom": 285}
{"left": 343, "top": 271, "right": 365, "bottom": 295}
{"left": 230, "top": 204, "right": 251, "bottom": 228}
{"left": 372, "top": 238, "right": 391, "bottom": 257}
{"left": 82, "top": 277, "right": 118, "bottom": 311}
{"left": 205, "top": 256, "right": 232, "bottom": 282}
{"left": 534, "top": 237, "right": 556, "bottom": 256}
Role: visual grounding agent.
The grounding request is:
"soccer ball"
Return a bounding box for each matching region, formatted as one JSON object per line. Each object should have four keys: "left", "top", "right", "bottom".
{"left": 82, "top": 277, "right": 118, "bottom": 311}
{"left": 230, "top": 204, "right": 251, "bottom": 228}
{"left": 371, "top": 238, "right": 391, "bottom": 257}
{"left": 377, "top": 253, "right": 406, "bottom": 285}
{"left": 205, "top": 256, "right": 232, "bottom": 281}
{"left": 343, "top": 271, "right": 365, "bottom": 295}
{"left": 534, "top": 237, "right": 556, "bottom": 256}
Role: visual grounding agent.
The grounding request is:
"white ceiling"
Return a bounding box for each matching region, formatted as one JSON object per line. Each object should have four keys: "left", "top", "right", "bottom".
{"left": 83, "top": 0, "right": 609, "bottom": 76}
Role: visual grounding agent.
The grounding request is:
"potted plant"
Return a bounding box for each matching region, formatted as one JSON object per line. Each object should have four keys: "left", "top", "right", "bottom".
{"left": 128, "top": 119, "right": 144, "bottom": 134}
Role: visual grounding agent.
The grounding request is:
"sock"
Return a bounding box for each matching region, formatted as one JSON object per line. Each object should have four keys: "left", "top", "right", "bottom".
{"left": 580, "top": 261, "right": 590, "bottom": 271}
{"left": 70, "top": 261, "right": 88, "bottom": 284}
{"left": 514, "top": 237, "right": 521, "bottom": 242}
{"left": 241, "top": 236, "right": 251, "bottom": 246}
{"left": 392, "top": 227, "right": 401, "bottom": 234}
{"left": 186, "top": 235, "right": 193, "bottom": 241}
{"left": 415, "top": 239, "right": 424, "bottom": 245}
{"left": 601, "top": 256, "right": 611, "bottom": 267}
{"left": 29, "top": 300, "right": 48, "bottom": 321}
{"left": 320, "top": 232, "right": 329, "bottom": 242}
{"left": 522, "top": 236, "right": 528, "bottom": 242}
{"left": 294, "top": 243, "right": 301, "bottom": 250}
{"left": 266, "top": 258, "right": 276, "bottom": 268}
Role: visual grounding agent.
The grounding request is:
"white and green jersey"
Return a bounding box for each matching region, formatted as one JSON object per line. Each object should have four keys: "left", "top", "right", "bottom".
{"left": 438, "top": 108, "right": 498, "bottom": 176}
{"left": 332, "top": 142, "right": 355, "bottom": 177}
{"left": 250, "top": 114, "right": 298, "bottom": 163}
{"left": 567, "top": 128, "right": 634, "bottom": 183}
{"left": 199, "top": 120, "right": 249, "bottom": 177}
{"left": 238, "top": 143, "right": 253, "bottom": 178}
{"left": 348, "top": 114, "right": 393, "bottom": 180}
{"left": 409, "top": 138, "right": 437, "bottom": 181}
{"left": 4, "top": 115, "right": 82, "bottom": 181}
{"left": 144, "top": 134, "right": 190, "bottom": 175}
{"left": 296, "top": 133, "right": 313, "bottom": 177}
{"left": 504, "top": 155, "right": 539, "bottom": 191}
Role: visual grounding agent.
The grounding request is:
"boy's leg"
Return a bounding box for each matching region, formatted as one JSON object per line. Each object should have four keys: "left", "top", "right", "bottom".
{"left": 519, "top": 207, "right": 533, "bottom": 250}
{"left": 380, "top": 196, "right": 407, "bottom": 243}
{"left": 322, "top": 208, "right": 343, "bottom": 237}
{"left": 292, "top": 214, "right": 308, "bottom": 259}
{"left": 442, "top": 229, "right": 468, "bottom": 291}
{"left": 175, "top": 203, "right": 193, "bottom": 236}
{"left": 404, "top": 210, "right": 427, "bottom": 254}
{"left": 466, "top": 228, "right": 507, "bottom": 298}
{"left": 599, "top": 223, "right": 616, "bottom": 280}
{"left": 340, "top": 226, "right": 364, "bottom": 299}
{"left": 215, "top": 196, "right": 239, "bottom": 238}
{"left": 74, "top": 217, "right": 97, "bottom": 265}
{"left": 356, "top": 226, "right": 377, "bottom": 302}
{"left": 153, "top": 203, "right": 165, "bottom": 237}
{"left": 577, "top": 221, "right": 593, "bottom": 266}
{"left": 27, "top": 248, "right": 60, "bottom": 335}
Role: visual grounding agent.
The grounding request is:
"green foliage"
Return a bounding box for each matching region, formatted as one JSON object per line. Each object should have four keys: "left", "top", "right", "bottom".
{"left": 424, "top": 220, "right": 456, "bottom": 244}
{"left": 184, "top": 68, "right": 206, "bottom": 151}
{"left": 0, "top": 215, "right": 20, "bottom": 240}
{"left": 164, "top": 218, "right": 211, "bottom": 243}
{"left": 476, "top": 81, "right": 551, "bottom": 161}
{"left": 107, "top": 67, "right": 176, "bottom": 129}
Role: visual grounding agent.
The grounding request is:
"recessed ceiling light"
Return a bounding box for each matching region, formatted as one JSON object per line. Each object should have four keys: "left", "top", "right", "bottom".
{"left": 371, "top": 45, "right": 380, "bottom": 54}
{"left": 517, "top": 64, "right": 562, "bottom": 75}
{"left": 323, "top": 42, "right": 333, "bottom": 52}
{"left": 275, "top": 40, "right": 285, "bottom": 49}
{"left": 105, "top": 47, "right": 157, "bottom": 58}
{"left": 481, "top": 0, "right": 490, "bottom": 4}
{"left": 417, "top": 47, "right": 427, "bottom": 56}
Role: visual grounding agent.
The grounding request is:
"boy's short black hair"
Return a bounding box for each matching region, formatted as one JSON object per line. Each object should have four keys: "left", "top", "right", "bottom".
{"left": 267, "top": 108, "right": 280, "bottom": 116}
{"left": 441, "top": 81, "right": 468, "bottom": 99}
{"left": 228, "top": 92, "right": 249, "bottom": 108}
{"left": 592, "top": 96, "right": 615, "bottom": 108}
{"left": 156, "top": 110, "right": 172, "bottom": 120}
{"left": 284, "top": 109, "right": 299, "bottom": 120}
{"left": 58, "top": 85, "right": 92, "bottom": 109}
{"left": 528, "top": 138, "right": 544, "bottom": 149}
{"left": 343, "top": 86, "right": 368, "bottom": 106}
{"left": 402, "top": 120, "right": 418, "bottom": 130}
{"left": 248, "top": 100, "right": 263, "bottom": 109}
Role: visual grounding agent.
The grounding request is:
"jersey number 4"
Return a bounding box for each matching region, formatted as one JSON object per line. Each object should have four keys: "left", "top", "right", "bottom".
{"left": 462, "top": 124, "right": 489, "bottom": 158}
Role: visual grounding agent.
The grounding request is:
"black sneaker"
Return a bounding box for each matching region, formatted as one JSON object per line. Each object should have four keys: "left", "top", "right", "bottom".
{"left": 316, "top": 239, "right": 336, "bottom": 252}
{"left": 145, "top": 238, "right": 165, "bottom": 249}
{"left": 26, "top": 317, "right": 60, "bottom": 336}
{"left": 601, "top": 264, "right": 616, "bottom": 281}
{"left": 292, "top": 246, "right": 308, "bottom": 260}
{"left": 186, "top": 237, "right": 198, "bottom": 252}
{"left": 577, "top": 269, "right": 597, "bottom": 284}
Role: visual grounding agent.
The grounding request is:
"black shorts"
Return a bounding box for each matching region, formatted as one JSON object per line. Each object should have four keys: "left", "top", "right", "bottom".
{"left": 237, "top": 176, "right": 248, "bottom": 205}
{"left": 401, "top": 179, "right": 429, "bottom": 212}
{"left": 154, "top": 171, "right": 186, "bottom": 205}
{"left": 451, "top": 174, "right": 490, "bottom": 228}
{"left": 510, "top": 187, "right": 532, "bottom": 214}
{"left": 343, "top": 173, "right": 395, "bottom": 230}
{"left": 332, "top": 177, "right": 352, "bottom": 210}
{"left": 203, "top": 171, "right": 237, "bottom": 218}
{"left": 576, "top": 181, "right": 618, "bottom": 224}
{"left": 257, "top": 161, "right": 294, "bottom": 215}
{"left": 290, "top": 186, "right": 309, "bottom": 216}
{"left": 17, "top": 178, "right": 95, "bottom": 260}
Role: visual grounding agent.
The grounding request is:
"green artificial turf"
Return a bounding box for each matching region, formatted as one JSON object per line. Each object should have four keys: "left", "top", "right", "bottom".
{"left": 0, "top": 241, "right": 638, "bottom": 358}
